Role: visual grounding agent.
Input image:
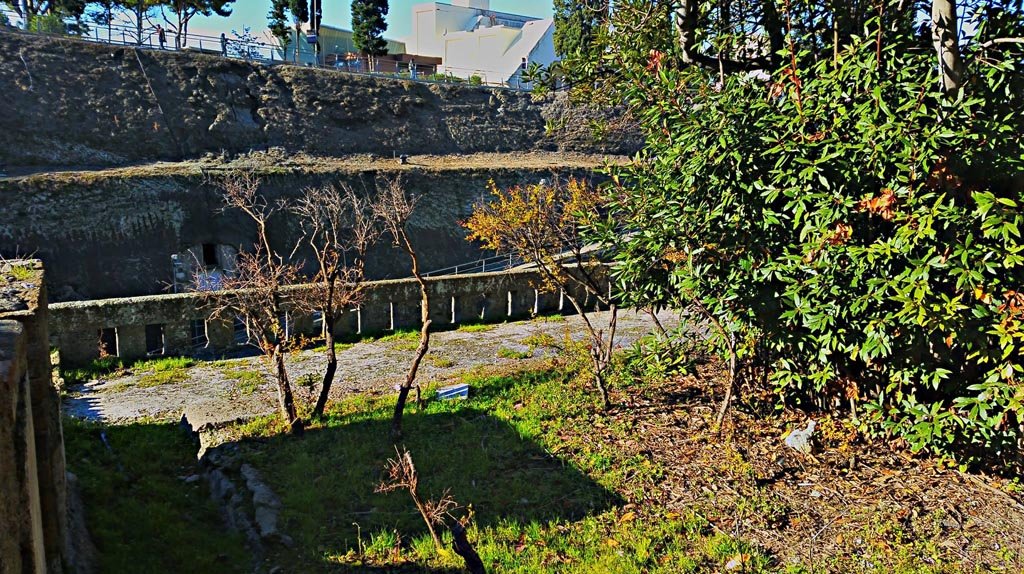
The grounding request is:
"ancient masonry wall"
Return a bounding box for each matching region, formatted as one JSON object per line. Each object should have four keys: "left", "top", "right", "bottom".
{"left": 0, "top": 260, "right": 68, "bottom": 574}
{"left": 0, "top": 165, "right": 598, "bottom": 301}
{"left": 49, "top": 268, "right": 608, "bottom": 368}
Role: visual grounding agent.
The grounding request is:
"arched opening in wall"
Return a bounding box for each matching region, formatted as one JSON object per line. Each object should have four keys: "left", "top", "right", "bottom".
{"left": 278, "top": 313, "right": 292, "bottom": 342}
{"left": 174, "top": 244, "right": 239, "bottom": 291}
{"left": 202, "top": 244, "right": 218, "bottom": 268}
{"left": 311, "top": 311, "right": 325, "bottom": 338}
{"left": 233, "top": 316, "right": 253, "bottom": 347}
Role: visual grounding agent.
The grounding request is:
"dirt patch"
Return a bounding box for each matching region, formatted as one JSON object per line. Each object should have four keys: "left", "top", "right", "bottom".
{"left": 3, "top": 150, "right": 624, "bottom": 184}
{"left": 604, "top": 363, "right": 1024, "bottom": 571}
{"left": 63, "top": 310, "right": 672, "bottom": 429}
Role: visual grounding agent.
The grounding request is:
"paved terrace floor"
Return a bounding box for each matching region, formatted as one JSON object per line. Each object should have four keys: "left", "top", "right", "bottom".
{"left": 63, "top": 310, "right": 676, "bottom": 429}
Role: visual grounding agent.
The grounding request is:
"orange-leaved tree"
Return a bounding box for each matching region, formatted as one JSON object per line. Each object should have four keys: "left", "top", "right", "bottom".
{"left": 464, "top": 177, "right": 618, "bottom": 409}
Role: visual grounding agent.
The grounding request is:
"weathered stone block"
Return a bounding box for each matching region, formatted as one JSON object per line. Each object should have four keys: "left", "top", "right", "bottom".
{"left": 205, "top": 318, "right": 234, "bottom": 351}
{"left": 163, "top": 321, "right": 192, "bottom": 355}
{"left": 114, "top": 324, "right": 147, "bottom": 361}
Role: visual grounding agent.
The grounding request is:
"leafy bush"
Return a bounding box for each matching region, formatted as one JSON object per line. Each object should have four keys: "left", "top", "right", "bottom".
{"left": 621, "top": 333, "right": 696, "bottom": 386}
{"left": 468, "top": 75, "right": 483, "bottom": 86}
{"left": 602, "top": 8, "right": 1024, "bottom": 462}
{"left": 27, "top": 13, "right": 65, "bottom": 35}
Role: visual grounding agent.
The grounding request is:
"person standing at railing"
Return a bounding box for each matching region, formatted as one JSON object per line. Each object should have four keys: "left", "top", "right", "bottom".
{"left": 220, "top": 32, "right": 228, "bottom": 57}
{"left": 156, "top": 25, "right": 166, "bottom": 50}
{"left": 410, "top": 58, "right": 417, "bottom": 80}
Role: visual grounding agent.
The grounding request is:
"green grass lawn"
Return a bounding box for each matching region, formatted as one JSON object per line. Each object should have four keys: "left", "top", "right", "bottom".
{"left": 63, "top": 357, "right": 1014, "bottom": 572}
{"left": 222, "top": 369, "right": 773, "bottom": 573}
{"left": 63, "top": 419, "right": 250, "bottom": 573}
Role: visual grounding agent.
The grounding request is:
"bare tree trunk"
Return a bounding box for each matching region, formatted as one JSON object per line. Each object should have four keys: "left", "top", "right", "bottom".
{"left": 134, "top": 0, "right": 144, "bottom": 45}
{"left": 714, "top": 330, "right": 737, "bottom": 434}
{"left": 932, "top": 0, "right": 964, "bottom": 93}
{"left": 313, "top": 308, "right": 337, "bottom": 418}
{"left": 675, "top": 0, "right": 700, "bottom": 64}
{"left": 273, "top": 345, "right": 303, "bottom": 434}
{"left": 762, "top": 0, "right": 786, "bottom": 69}
{"left": 646, "top": 307, "right": 669, "bottom": 339}
{"left": 450, "top": 521, "right": 485, "bottom": 574}
{"left": 312, "top": 276, "right": 339, "bottom": 418}
{"left": 411, "top": 490, "right": 441, "bottom": 549}
{"left": 562, "top": 289, "right": 615, "bottom": 410}
{"left": 391, "top": 237, "right": 431, "bottom": 441}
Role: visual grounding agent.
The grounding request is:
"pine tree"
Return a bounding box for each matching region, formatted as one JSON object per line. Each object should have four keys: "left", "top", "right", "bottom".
{"left": 268, "top": 0, "right": 308, "bottom": 61}
{"left": 351, "top": 0, "right": 388, "bottom": 57}
{"left": 552, "top": 0, "right": 607, "bottom": 58}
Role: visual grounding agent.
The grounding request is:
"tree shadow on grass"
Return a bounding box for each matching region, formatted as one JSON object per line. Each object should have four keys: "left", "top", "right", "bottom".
{"left": 63, "top": 368, "right": 624, "bottom": 573}
{"left": 63, "top": 418, "right": 252, "bottom": 574}
{"left": 233, "top": 393, "right": 622, "bottom": 571}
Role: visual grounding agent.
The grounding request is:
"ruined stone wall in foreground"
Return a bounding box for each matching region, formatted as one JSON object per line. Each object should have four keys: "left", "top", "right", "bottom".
{"left": 49, "top": 267, "right": 609, "bottom": 368}
{"left": 0, "top": 260, "right": 68, "bottom": 574}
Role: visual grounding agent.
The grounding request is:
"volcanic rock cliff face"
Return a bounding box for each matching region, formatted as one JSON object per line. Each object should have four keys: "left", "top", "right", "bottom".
{"left": 0, "top": 30, "right": 636, "bottom": 301}
{"left": 0, "top": 30, "right": 638, "bottom": 167}
{"left": 0, "top": 154, "right": 612, "bottom": 300}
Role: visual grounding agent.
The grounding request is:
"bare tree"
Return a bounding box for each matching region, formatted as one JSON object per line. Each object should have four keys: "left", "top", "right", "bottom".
{"left": 292, "top": 183, "right": 381, "bottom": 418}
{"left": 465, "top": 178, "right": 618, "bottom": 409}
{"left": 376, "top": 448, "right": 485, "bottom": 574}
{"left": 208, "top": 171, "right": 304, "bottom": 434}
{"left": 372, "top": 177, "right": 429, "bottom": 441}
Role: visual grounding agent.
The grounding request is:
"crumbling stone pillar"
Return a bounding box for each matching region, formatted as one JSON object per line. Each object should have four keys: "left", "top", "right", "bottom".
{"left": 331, "top": 308, "right": 358, "bottom": 339}
{"left": 507, "top": 289, "right": 533, "bottom": 319}
{"left": 162, "top": 321, "right": 192, "bottom": 355}
{"left": 204, "top": 318, "right": 234, "bottom": 351}
{"left": 54, "top": 328, "right": 99, "bottom": 366}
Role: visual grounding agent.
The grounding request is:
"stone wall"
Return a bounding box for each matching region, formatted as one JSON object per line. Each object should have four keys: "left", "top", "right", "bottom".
{"left": 0, "top": 30, "right": 639, "bottom": 167}
{"left": 49, "top": 268, "right": 606, "bottom": 368}
{"left": 0, "top": 260, "right": 68, "bottom": 574}
{"left": 0, "top": 161, "right": 601, "bottom": 301}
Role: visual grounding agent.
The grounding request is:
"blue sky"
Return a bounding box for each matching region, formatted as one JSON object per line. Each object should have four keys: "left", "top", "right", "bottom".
{"left": 189, "top": 1, "right": 554, "bottom": 43}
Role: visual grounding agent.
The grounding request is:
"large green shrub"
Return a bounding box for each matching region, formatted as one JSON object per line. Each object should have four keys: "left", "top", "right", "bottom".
{"left": 601, "top": 7, "right": 1024, "bottom": 462}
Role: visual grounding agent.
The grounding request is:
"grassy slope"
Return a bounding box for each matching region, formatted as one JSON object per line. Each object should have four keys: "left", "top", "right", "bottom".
{"left": 62, "top": 359, "right": 1019, "bottom": 572}
{"left": 63, "top": 419, "right": 249, "bottom": 573}
{"left": 228, "top": 370, "right": 773, "bottom": 573}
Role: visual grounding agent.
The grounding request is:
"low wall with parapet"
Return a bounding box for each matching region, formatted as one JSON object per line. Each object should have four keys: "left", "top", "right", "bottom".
{"left": 0, "top": 260, "right": 68, "bottom": 573}
{"left": 50, "top": 268, "right": 608, "bottom": 368}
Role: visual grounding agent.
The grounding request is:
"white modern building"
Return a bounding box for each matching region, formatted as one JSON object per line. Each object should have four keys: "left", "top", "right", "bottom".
{"left": 406, "top": 0, "right": 556, "bottom": 84}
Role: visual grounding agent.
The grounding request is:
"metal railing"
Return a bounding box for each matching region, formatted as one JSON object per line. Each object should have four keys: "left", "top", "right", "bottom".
{"left": 0, "top": 7, "right": 281, "bottom": 62}
{"left": 0, "top": 7, "right": 534, "bottom": 91}
{"left": 423, "top": 243, "right": 606, "bottom": 278}
{"left": 423, "top": 253, "right": 526, "bottom": 277}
